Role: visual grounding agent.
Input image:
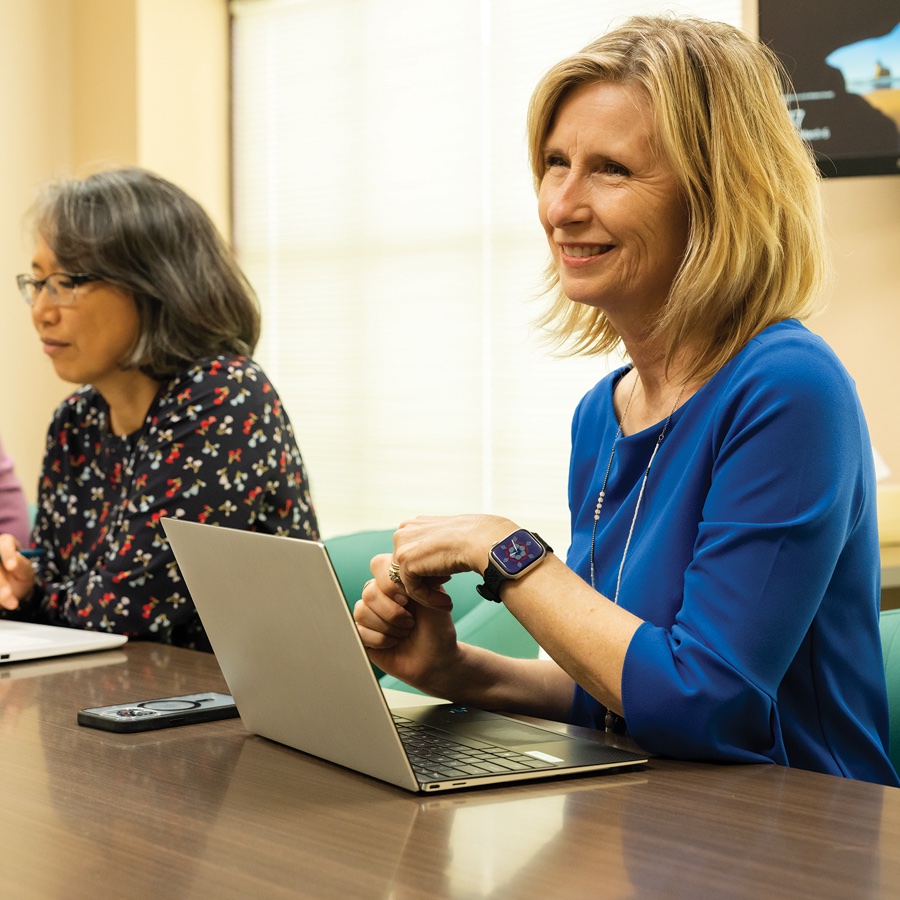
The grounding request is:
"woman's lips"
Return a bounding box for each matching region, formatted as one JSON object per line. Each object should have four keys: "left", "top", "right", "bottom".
{"left": 560, "top": 244, "right": 614, "bottom": 263}
{"left": 41, "top": 338, "right": 68, "bottom": 357}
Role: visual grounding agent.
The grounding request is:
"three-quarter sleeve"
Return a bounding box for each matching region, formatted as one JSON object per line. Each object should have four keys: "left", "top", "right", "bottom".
{"left": 619, "top": 340, "right": 886, "bottom": 770}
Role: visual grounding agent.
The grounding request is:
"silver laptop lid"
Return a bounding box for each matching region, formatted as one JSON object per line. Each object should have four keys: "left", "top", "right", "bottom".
{"left": 163, "top": 518, "right": 419, "bottom": 791}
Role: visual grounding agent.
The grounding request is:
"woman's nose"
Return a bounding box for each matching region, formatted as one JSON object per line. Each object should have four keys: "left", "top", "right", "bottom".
{"left": 30, "top": 287, "right": 60, "bottom": 324}
{"left": 544, "top": 173, "right": 591, "bottom": 228}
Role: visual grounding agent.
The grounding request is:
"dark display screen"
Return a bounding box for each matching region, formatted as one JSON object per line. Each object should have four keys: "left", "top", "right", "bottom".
{"left": 758, "top": 1, "right": 900, "bottom": 177}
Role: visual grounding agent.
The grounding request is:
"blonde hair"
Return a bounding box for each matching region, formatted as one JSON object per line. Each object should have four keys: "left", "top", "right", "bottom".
{"left": 528, "top": 15, "right": 827, "bottom": 381}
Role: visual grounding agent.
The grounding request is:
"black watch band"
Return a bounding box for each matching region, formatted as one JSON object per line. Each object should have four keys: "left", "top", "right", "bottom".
{"left": 476, "top": 530, "right": 552, "bottom": 603}
{"left": 476, "top": 561, "right": 507, "bottom": 604}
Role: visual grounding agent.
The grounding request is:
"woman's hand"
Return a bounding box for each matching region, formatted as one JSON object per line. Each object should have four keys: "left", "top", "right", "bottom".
{"left": 353, "top": 515, "right": 516, "bottom": 694}
{"left": 354, "top": 553, "right": 463, "bottom": 694}
{"left": 0, "top": 534, "right": 37, "bottom": 611}
{"left": 355, "top": 519, "right": 583, "bottom": 718}
{"left": 387, "top": 514, "right": 517, "bottom": 607}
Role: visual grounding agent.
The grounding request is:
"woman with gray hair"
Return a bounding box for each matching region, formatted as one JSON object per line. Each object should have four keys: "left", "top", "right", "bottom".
{"left": 0, "top": 168, "right": 319, "bottom": 651}
{"left": 355, "top": 16, "right": 898, "bottom": 784}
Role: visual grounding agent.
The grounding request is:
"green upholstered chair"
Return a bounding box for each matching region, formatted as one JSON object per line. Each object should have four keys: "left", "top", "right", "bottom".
{"left": 322, "top": 529, "right": 484, "bottom": 624}
{"left": 454, "top": 595, "right": 541, "bottom": 658}
{"left": 880, "top": 609, "right": 900, "bottom": 775}
{"left": 323, "top": 529, "right": 395, "bottom": 610}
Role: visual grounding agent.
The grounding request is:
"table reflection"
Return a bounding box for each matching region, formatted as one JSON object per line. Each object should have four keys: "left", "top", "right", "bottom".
{"left": 193, "top": 734, "right": 892, "bottom": 897}
{"left": 1, "top": 648, "right": 243, "bottom": 899}
{"left": 0, "top": 647, "right": 892, "bottom": 897}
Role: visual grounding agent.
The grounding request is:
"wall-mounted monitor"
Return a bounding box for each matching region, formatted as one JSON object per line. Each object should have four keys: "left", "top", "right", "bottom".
{"left": 758, "top": 0, "right": 900, "bottom": 177}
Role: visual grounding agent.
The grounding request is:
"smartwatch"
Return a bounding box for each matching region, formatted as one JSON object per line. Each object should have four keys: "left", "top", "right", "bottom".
{"left": 476, "top": 529, "right": 553, "bottom": 603}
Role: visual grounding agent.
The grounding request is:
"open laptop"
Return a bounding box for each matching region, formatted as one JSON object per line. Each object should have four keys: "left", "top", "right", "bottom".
{"left": 163, "top": 519, "right": 647, "bottom": 793}
{"left": 0, "top": 620, "right": 126, "bottom": 664}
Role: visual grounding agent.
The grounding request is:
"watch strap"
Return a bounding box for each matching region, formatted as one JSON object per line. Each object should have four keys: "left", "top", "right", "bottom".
{"left": 476, "top": 563, "right": 506, "bottom": 603}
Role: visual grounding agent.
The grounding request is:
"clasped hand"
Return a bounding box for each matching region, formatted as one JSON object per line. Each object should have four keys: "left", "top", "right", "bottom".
{"left": 352, "top": 513, "right": 515, "bottom": 693}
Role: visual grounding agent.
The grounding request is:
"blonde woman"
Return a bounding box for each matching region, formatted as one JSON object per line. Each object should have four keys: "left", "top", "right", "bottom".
{"left": 355, "top": 16, "right": 897, "bottom": 785}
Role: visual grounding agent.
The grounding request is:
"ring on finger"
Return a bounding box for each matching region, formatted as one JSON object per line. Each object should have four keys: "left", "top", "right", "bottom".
{"left": 388, "top": 561, "right": 402, "bottom": 584}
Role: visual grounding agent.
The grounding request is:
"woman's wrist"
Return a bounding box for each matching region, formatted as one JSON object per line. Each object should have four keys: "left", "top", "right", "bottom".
{"left": 471, "top": 517, "right": 519, "bottom": 574}
{"left": 421, "top": 641, "right": 507, "bottom": 708}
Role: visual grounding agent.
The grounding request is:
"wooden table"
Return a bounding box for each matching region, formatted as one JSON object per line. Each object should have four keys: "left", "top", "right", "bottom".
{"left": 0, "top": 643, "right": 898, "bottom": 898}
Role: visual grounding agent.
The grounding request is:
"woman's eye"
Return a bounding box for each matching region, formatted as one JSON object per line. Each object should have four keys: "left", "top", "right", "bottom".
{"left": 544, "top": 154, "right": 568, "bottom": 170}
{"left": 604, "top": 161, "right": 630, "bottom": 177}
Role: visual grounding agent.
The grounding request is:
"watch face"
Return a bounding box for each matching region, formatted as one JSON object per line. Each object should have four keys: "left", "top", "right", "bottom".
{"left": 493, "top": 530, "right": 545, "bottom": 576}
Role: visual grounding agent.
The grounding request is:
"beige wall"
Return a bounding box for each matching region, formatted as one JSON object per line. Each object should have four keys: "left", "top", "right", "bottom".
{"left": 812, "top": 177, "right": 900, "bottom": 541}
{"left": 813, "top": 177, "right": 900, "bottom": 474}
{"left": 1, "top": 0, "right": 899, "bottom": 535}
{"left": 0, "top": 0, "right": 74, "bottom": 503}
{"left": 0, "top": 0, "right": 229, "bottom": 503}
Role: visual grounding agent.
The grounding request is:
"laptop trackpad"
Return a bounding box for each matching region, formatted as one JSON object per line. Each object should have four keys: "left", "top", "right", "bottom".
{"left": 406, "top": 705, "right": 570, "bottom": 746}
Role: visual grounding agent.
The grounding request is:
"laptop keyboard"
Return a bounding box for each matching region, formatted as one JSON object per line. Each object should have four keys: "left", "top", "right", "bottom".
{"left": 393, "top": 714, "right": 557, "bottom": 782}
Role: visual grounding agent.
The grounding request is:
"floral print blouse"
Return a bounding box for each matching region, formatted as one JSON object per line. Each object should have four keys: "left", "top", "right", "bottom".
{"left": 27, "top": 356, "right": 319, "bottom": 651}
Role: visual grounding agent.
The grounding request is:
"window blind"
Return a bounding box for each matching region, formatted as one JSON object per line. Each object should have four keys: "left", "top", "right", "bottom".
{"left": 231, "top": 0, "right": 742, "bottom": 548}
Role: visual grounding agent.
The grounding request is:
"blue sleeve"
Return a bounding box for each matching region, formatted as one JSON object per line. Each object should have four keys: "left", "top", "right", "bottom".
{"left": 620, "top": 340, "right": 877, "bottom": 765}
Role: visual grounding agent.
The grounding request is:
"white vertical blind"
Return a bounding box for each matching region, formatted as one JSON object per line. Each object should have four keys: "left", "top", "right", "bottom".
{"left": 231, "top": 0, "right": 742, "bottom": 548}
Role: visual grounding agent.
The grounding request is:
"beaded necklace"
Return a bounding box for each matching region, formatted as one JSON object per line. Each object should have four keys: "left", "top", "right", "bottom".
{"left": 589, "top": 371, "right": 685, "bottom": 601}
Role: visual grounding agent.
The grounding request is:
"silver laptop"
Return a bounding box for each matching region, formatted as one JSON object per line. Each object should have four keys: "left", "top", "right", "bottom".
{"left": 0, "top": 620, "right": 126, "bottom": 664}
{"left": 163, "top": 519, "right": 647, "bottom": 793}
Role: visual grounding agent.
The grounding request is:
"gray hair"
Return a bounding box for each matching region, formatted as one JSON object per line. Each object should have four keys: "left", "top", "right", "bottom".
{"left": 31, "top": 167, "right": 261, "bottom": 379}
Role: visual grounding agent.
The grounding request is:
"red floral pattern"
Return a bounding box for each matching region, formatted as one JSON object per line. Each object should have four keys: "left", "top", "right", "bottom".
{"left": 28, "top": 356, "right": 319, "bottom": 650}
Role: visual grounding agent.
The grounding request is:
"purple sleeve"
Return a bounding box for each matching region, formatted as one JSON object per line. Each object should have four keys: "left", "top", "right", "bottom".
{"left": 0, "top": 439, "right": 32, "bottom": 546}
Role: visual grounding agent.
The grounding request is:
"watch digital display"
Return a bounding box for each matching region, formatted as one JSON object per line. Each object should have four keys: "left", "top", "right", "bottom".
{"left": 493, "top": 529, "right": 547, "bottom": 576}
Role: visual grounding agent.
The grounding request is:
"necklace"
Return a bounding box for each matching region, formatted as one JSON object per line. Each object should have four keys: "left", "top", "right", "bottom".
{"left": 589, "top": 371, "right": 685, "bottom": 601}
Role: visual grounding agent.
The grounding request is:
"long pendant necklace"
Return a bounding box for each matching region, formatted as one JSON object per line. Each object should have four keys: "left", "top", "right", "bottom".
{"left": 589, "top": 372, "right": 685, "bottom": 601}
{"left": 589, "top": 371, "right": 685, "bottom": 735}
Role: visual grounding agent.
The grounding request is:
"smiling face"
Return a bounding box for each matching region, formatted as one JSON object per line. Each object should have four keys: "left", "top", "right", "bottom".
{"left": 537, "top": 80, "right": 689, "bottom": 336}
{"left": 30, "top": 234, "right": 144, "bottom": 397}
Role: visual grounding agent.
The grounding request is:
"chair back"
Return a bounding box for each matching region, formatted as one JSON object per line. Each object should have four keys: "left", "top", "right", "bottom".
{"left": 323, "top": 529, "right": 395, "bottom": 611}
{"left": 880, "top": 609, "right": 900, "bottom": 775}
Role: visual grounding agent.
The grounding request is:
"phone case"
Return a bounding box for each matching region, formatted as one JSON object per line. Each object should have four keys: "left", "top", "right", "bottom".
{"left": 77, "top": 692, "right": 239, "bottom": 733}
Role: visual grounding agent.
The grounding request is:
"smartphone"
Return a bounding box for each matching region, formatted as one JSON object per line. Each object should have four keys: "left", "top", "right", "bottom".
{"left": 77, "top": 692, "right": 239, "bottom": 733}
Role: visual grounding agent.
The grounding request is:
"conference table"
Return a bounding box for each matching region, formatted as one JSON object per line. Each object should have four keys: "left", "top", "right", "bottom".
{"left": 1, "top": 644, "right": 898, "bottom": 898}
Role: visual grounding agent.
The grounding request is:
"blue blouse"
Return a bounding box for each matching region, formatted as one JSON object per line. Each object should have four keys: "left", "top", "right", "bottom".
{"left": 567, "top": 320, "right": 898, "bottom": 785}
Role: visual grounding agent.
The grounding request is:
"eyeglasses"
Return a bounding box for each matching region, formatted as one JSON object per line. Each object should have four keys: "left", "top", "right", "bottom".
{"left": 16, "top": 272, "right": 101, "bottom": 307}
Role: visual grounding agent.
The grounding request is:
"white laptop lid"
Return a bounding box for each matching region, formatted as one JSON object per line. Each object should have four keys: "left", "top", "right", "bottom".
{"left": 0, "top": 620, "right": 127, "bottom": 664}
